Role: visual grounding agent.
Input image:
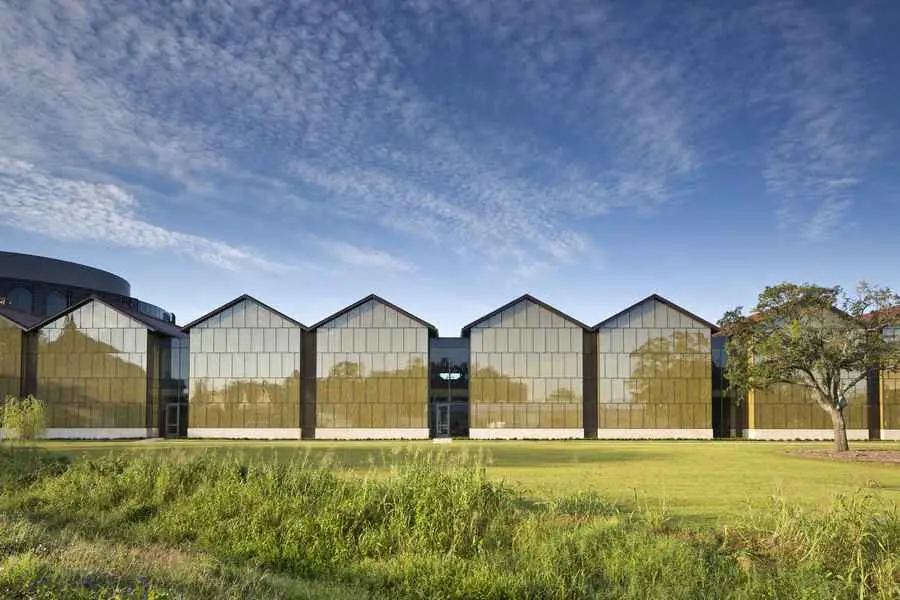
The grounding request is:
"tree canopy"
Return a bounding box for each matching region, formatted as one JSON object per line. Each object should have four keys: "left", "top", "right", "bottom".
{"left": 719, "top": 282, "right": 900, "bottom": 451}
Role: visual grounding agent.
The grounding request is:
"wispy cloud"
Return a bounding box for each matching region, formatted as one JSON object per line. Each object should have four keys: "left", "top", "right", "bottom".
{"left": 1, "top": 0, "right": 890, "bottom": 275}
{"left": 310, "top": 237, "right": 417, "bottom": 273}
{"left": 0, "top": 0, "right": 710, "bottom": 277}
{"left": 0, "top": 159, "right": 287, "bottom": 272}
{"left": 757, "top": 0, "right": 875, "bottom": 241}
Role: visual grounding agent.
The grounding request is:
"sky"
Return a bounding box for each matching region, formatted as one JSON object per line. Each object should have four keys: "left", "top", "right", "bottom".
{"left": 1, "top": 0, "right": 899, "bottom": 334}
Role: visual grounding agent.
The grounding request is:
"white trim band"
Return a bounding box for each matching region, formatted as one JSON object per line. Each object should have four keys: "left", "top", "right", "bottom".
{"left": 314, "top": 428, "right": 430, "bottom": 440}
{"left": 44, "top": 428, "right": 152, "bottom": 440}
{"left": 745, "top": 428, "right": 869, "bottom": 441}
{"left": 187, "top": 428, "right": 301, "bottom": 440}
{"left": 881, "top": 429, "right": 900, "bottom": 441}
{"left": 469, "top": 428, "right": 584, "bottom": 440}
{"left": 595, "top": 428, "right": 713, "bottom": 440}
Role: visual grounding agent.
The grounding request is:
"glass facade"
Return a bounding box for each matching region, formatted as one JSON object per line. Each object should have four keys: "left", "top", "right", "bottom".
{"left": 469, "top": 299, "right": 583, "bottom": 430}
{"left": 429, "top": 337, "right": 470, "bottom": 437}
{"left": 316, "top": 299, "right": 429, "bottom": 430}
{"left": 36, "top": 301, "right": 151, "bottom": 429}
{"left": 7, "top": 287, "right": 32, "bottom": 313}
{"left": 750, "top": 379, "right": 867, "bottom": 430}
{"left": 0, "top": 317, "right": 23, "bottom": 399}
{"left": 154, "top": 335, "right": 189, "bottom": 436}
{"left": 45, "top": 291, "right": 67, "bottom": 315}
{"left": 188, "top": 298, "right": 302, "bottom": 430}
{"left": 881, "top": 326, "right": 900, "bottom": 432}
{"left": 711, "top": 335, "right": 744, "bottom": 437}
{"left": 883, "top": 370, "right": 900, "bottom": 431}
{"left": 597, "top": 298, "right": 712, "bottom": 430}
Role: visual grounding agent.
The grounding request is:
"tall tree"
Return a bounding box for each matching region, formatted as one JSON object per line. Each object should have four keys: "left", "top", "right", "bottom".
{"left": 719, "top": 282, "right": 900, "bottom": 452}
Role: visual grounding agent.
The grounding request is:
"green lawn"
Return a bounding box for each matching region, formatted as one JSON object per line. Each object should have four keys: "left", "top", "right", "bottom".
{"left": 4, "top": 440, "right": 900, "bottom": 599}
{"left": 32, "top": 439, "right": 900, "bottom": 525}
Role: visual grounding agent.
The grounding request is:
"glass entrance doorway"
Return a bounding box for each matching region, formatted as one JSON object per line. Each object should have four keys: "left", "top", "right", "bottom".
{"left": 434, "top": 403, "right": 451, "bottom": 438}
{"left": 428, "top": 337, "right": 470, "bottom": 438}
{"left": 164, "top": 403, "right": 188, "bottom": 438}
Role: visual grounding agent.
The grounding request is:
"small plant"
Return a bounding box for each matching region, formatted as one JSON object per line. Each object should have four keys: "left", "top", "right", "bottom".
{"left": 1, "top": 394, "right": 47, "bottom": 446}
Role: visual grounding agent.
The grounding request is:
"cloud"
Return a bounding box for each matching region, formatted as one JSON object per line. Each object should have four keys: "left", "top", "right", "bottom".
{"left": 0, "top": 159, "right": 288, "bottom": 272}
{"left": 0, "top": 0, "right": 711, "bottom": 277}
{"left": 310, "top": 237, "right": 417, "bottom": 273}
{"left": 756, "top": 0, "right": 874, "bottom": 240}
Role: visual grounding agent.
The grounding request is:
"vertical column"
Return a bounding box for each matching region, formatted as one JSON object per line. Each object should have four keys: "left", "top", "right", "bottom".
{"left": 745, "top": 388, "right": 756, "bottom": 438}
{"left": 582, "top": 330, "right": 598, "bottom": 439}
{"left": 301, "top": 329, "right": 317, "bottom": 439}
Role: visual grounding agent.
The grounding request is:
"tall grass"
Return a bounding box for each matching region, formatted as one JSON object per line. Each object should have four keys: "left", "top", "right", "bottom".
{"left": 2, "top": 448, "right": 898, "bottom": 599}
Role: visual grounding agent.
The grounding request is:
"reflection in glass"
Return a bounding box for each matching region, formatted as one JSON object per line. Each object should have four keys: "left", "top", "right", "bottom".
{"left": 36, "top": 302, "right": 151, "bottom": 429}
{"left": 316, "top": 299, "right": 429, "bottom": 429}
{"left": 597, "top": 298, "right": 712, "bottom": 431}
{"left": 883, "top": 369, "right": 900, "bottom": 431}
{"left": 188, "top": 299, "right": 302, "bottom": 430}
{"left": 752, "top": 379, "right": 867, "bottom": 430}
{"left": 468, "top": 299, "right": 584, "bottom": 429}
{"left": 7, "top": 287, "right": 32, "bottom": 313}
{"left": 0, "top": 317, "right": 23, "bottom": 399}
{"left": 45, "top": 291, "right": 68, "bottom": 316}
{"left": 429, "top": 337, "right": 469, "bottom": 437}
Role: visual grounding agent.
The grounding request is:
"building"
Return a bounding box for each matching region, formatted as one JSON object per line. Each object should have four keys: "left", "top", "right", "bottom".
{"left": 1, "top": 250, "right": 897, "bottom": 441}
{"left": 0, "top": 251, "right": 175, "bottom": 323}
{"left": 311, "top": 295, "right": 435, "bottom": 440}
{"left": 461, "top": 295, "right": 589, "bottom": 439}
{"left": 0, "top": 305, "right": 40, "bottom": 400}
{"left": 594, "top": 295, "right": 717, "bottom": 439}
{"left": 31, "top": 296, "right": 186, "bottom": 439}
{"left": 181, "top": 295, "right": 305, "bottom": 440}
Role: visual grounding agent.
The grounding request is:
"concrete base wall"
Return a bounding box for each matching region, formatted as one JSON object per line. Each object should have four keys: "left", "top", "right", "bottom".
{"left": 187, "top": 428, "right": 301, "bottom": 440}
{"left": 881, "top": 430, "right": 900, "bottom": 441}
{"left": 314, "top": 428, "right": 430, "bottom": 440}
{"left": 595, "top": 428, "right": 713, "bottom": 440}
{"left": 745, "top": 428, "right": 869, "bottom": 441}
{"left": 43, "top": 428, "right": 152, "bottom": 440}
{"left": 469, "top": 428, "right": 584, "bottom": 440}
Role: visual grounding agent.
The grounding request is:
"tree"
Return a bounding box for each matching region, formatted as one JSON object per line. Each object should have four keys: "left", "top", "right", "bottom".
{"left": 719, "top": 282, "right": 900, "bottom": 452}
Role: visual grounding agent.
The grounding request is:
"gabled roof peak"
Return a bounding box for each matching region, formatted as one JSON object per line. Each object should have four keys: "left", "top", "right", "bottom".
{"left": 181, "top": 294, "right": 306, "bottom": 331}
{"left": 309, "top": 293, "right": 438, "bottom": 334}
{"left": 460, "top": 293, "right": 590, "bottom": 334}
{"left": 31, "top": 295, "right": 186, "bottom": 337}
{"left": 593, "top": 293, "right": 719, "bottom": 332}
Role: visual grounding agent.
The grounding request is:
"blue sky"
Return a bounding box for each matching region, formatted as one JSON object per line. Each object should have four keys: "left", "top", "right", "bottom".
{"left": 1, "top": 0, "right": 899, "bottom": 333}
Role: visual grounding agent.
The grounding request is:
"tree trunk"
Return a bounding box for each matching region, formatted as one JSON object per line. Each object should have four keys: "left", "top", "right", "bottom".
{"left": 830, "top": 407, "right": 849, "bottom": 452}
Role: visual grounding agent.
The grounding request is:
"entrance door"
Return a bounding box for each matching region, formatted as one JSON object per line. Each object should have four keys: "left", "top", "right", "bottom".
{"left": 435, "top": 403, "right": 451, "bottom": 438}
{"left": 164, "top": 403, "right": 183, "bottom": 438}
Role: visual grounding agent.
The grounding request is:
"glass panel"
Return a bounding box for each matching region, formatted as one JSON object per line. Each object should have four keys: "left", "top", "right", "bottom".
{"left": 597, "top": 298, "right": 712, "bottom": 432}
{"left": 470, "top": 299, "right": 583, "bottom": 430}
{"left": 0, "top": 318, "right": 23, "bottom": 399}
{"left": 35, "top": 302, "right": 151, "bottom": 429}
{"left": 188, "top": 301, "right": 302, "bottom": 430}
{"left": 316, "top": 299, "right": 429, "bottom": 430}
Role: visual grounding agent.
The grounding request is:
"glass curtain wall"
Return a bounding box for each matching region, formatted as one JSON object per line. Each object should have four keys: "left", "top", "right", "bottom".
{"left": 750, "top": 316, "right": 869, "bottom": 433}
{"left": 36, "top": 301, "right": 150, "bottom": 429}
{"left": 751, "top": 381, "right": 867, "bottom": 430}
{"left": 711, "top": 335, "right": 744, "bottom": 437}
{"left": 597, "top": 298, "right": 712, "bottom": 431}
{"left": 469, "top": 299, "right": 583, "bottom": 430}
{"left": 188, "top": 299, "right": 302, "bottom": 430}
{"left": 881, "top": 326, "right": 900, "bottom": 435}
{"left": 429, "top": 337, "right": 469, "bottom": 437}
{"left": 316, "top": 299, "right": 429, "bottom": 430}
{"left": 0, "top": 317, "right": 23, "bottom": 399}
{"left": 151, "top": 334, "right": 189, "bottom": 436}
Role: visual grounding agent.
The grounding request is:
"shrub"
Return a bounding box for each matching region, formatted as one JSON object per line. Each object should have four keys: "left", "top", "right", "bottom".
{"left": 1, "top": 394, "right": 47, "bottom": 443}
